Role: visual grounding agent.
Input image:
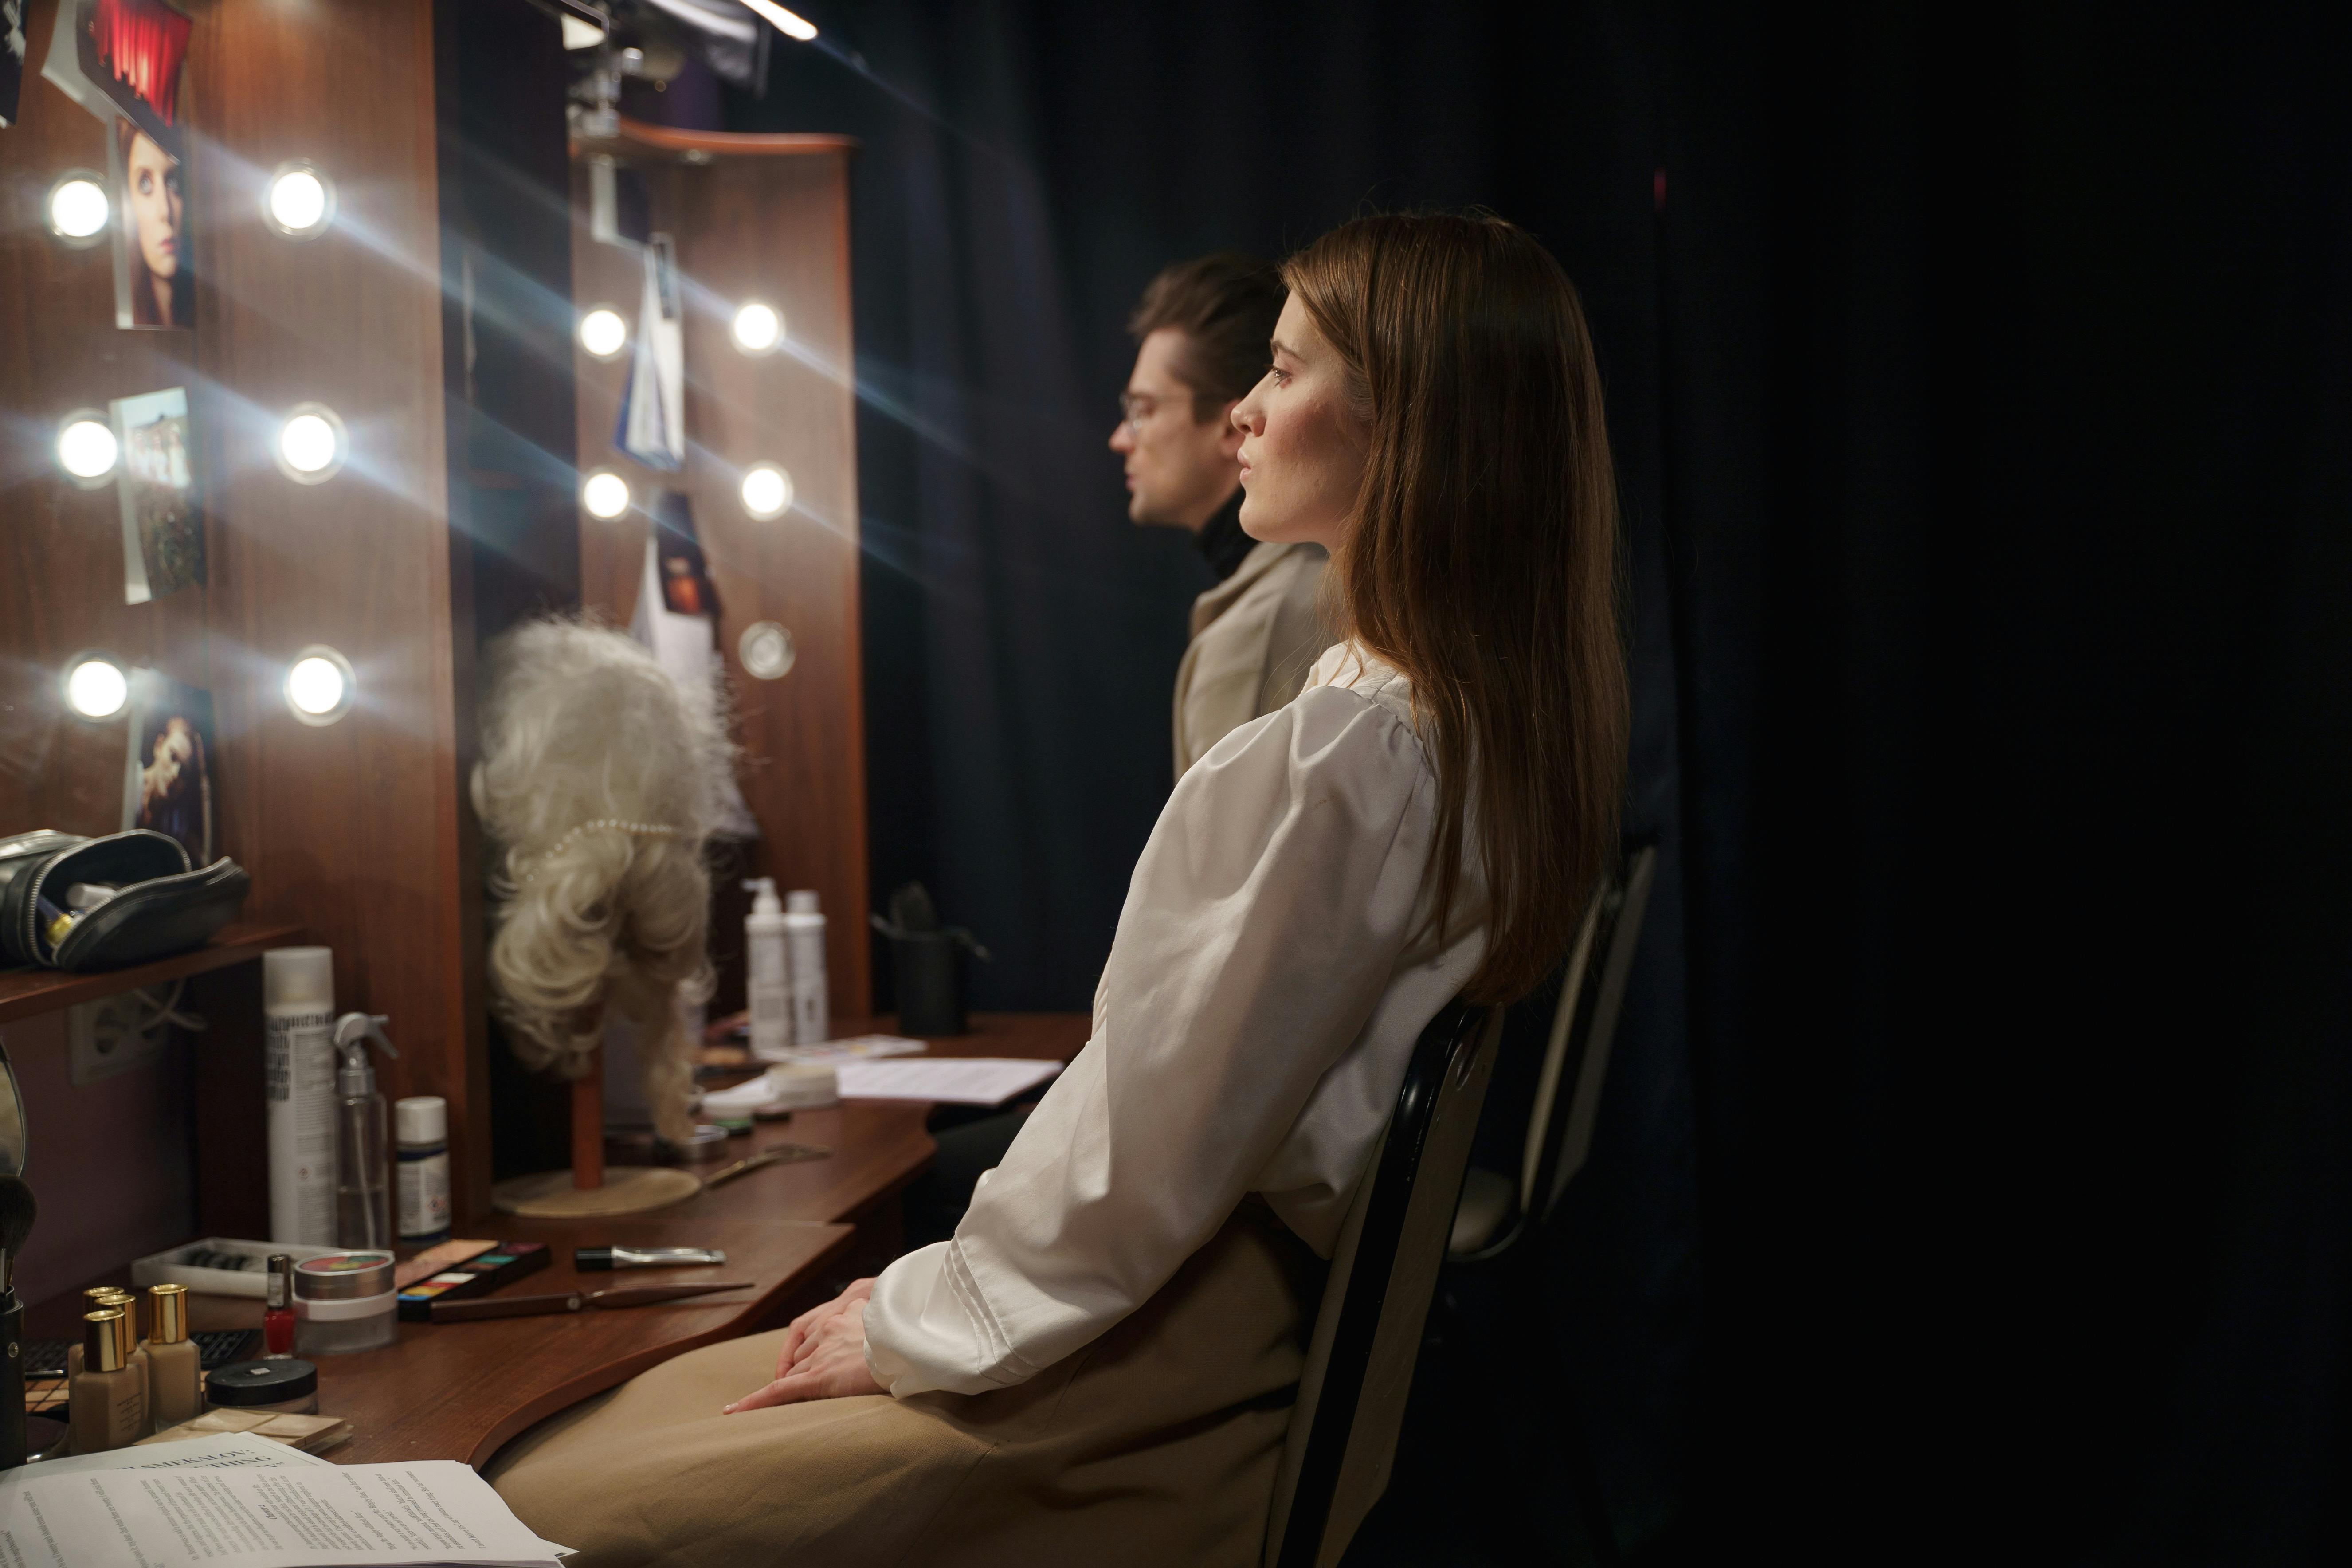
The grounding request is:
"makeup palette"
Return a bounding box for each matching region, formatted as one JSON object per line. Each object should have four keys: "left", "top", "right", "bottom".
{"left": 396, "top": 1240, "right": 551, "bottom": 1321}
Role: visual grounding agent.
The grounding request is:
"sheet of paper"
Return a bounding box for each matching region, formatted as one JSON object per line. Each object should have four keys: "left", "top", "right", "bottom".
{"left": 835, "top": 1056, "right": 1062, "bottom": 1105}
{"left": 781, "top": 1034, "right": 928, "bottom": 1065}
{"left": 1, "top": 1432, "right": 329, "bottom": 1490}
{"left": 0, "top": 1458, "right": 560, "bottom": 1568}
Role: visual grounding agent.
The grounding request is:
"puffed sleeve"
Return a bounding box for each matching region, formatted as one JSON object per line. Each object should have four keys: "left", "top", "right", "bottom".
{"left": 862, "top": 682, "right": 1439, "bottom": 1397}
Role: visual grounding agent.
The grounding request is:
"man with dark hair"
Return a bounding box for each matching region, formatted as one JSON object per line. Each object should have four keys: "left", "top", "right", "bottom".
{"left": 1113, "top": 252, "right": 1329, "bottom": 780}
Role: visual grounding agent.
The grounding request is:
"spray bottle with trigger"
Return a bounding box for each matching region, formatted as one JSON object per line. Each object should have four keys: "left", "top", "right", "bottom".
{"left": 331, "top": 1013, "right": 398, "bottom": 1250}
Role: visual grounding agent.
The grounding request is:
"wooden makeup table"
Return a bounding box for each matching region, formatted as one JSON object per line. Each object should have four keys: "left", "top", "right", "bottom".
{"left": 303, "top": 1013, "right": 1088, "bottom": 1468}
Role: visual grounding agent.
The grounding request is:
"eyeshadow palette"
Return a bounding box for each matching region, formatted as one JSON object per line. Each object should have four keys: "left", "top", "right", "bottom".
{"left": 396, "top": 1240, "right": 551, "bottom": 1321}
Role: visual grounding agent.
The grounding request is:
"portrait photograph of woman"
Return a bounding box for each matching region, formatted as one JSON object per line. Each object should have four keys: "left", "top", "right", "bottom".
{"left": 115, "top": 113, "right": 187, "bottom": 327}
{"left": 71, "top": 0, "right": 193, "bottom": 329}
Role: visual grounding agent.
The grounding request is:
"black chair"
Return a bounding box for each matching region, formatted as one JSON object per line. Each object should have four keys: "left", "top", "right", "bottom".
{"left": 1446, "top": 842, "right": 1658, "bottom": 1261}
{"left": 1262, "top": 999, "right": 1505, "bottom": 1568}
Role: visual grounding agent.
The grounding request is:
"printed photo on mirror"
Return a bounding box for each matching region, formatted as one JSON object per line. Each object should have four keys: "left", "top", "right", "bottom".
{"left": 121, "top": 671, "right": 215, "bottom": 864}
{"left": 110, "top": 384, "right": 203, "bottom": 602}
{"left": 74, "top": 0, "right": 194, "bottom": 329}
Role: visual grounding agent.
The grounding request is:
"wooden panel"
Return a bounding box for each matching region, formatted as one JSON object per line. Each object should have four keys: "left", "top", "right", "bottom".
{"left": 186, "top": 0, "right": 482, "bottom": 1216}
{"left": 572, "top": 124, "right": 871, "bottom": 1017}
{"left": 321, "top": 1221, "right": 856, "bottom": 1468}
{"left": 0, "top": 0, "right": 212, "bottom": 835}
{"left": 0, "top": 1, "right": 482, "bottom": 1220}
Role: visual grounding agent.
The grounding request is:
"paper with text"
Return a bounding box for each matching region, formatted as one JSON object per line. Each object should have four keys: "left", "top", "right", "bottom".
{"left": 835, "top": 1056, "right": 1062, "bottom": 1105}
{"left": 0, "top": 1458, "right": 559, "bottom": 1567}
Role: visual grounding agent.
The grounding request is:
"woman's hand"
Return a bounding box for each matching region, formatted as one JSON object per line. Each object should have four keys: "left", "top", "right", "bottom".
{"left": 725, "top": 1282, "right": 884, "bottom": 1412}
{"left": 768, "top": 1278, "right": 875, "bottom": 1380}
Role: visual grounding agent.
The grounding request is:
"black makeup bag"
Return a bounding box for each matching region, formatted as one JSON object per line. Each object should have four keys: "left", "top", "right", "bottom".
{"left": 0, "top": 829, "right": 251, "bottom": 972}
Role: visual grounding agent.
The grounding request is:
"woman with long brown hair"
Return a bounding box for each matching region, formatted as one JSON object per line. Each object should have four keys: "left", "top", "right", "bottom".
{"left": 494, "top": 211, "right": 1627, "bottom": 1566}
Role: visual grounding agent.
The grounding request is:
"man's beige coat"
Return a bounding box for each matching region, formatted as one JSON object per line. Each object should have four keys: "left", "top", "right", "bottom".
{"left": 1171, "top": 540, "right": 1329, "bottom": 780}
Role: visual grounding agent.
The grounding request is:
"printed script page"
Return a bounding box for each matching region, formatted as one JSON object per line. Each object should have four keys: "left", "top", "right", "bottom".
{"left": 0, "top": 1458, "right": 560, "bottom": 1568}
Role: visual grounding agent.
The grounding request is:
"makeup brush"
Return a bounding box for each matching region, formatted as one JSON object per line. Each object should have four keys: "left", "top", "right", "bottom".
{"left": 0, "top": 1175, "right": 35, "bottom": 1293}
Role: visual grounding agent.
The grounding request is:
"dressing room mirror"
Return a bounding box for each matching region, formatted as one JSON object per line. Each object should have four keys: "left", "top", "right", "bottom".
{"left": 0, "top": 1037, "right": 26, "bottom": 1177}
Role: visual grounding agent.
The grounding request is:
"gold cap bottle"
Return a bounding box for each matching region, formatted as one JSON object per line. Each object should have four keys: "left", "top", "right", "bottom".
{"left": 149, "top": 1283, "right": 189, "bottom": 1344}
{"left": 83, "top": 1308, "right": 128, "bottom": 1373}
{"left": 94, "top": 1286, "right": 139, "bottom": 1339}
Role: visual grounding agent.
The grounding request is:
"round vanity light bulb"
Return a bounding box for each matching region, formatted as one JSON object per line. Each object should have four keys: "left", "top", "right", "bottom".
{"left": 581, "top": 470, "right": 631, "bottom": 520}
{"left": 739, "top": 621, "right": 795, "bottom": 681}
{"left": 730, "top": 302, "right": 783, "bottom": 355}
{"left": 284, "top": 645, "right": 356, "bottom": 725}
{"left": 579, "top": 306, "right": 629, "bottom": 361}
{"left": 286, "top": 657, "right": 345, "bottom": 715}
{"left": 740, "top": 463, "right": 792, "bottom": 520}
{"left": 64, "top": 657, "right": 130, "bottom": 721}
{"left": 262, "top": 162, "right": 336, "bottom": 239}
{"left": 56, "top": 416, "right": 120, "bottom": 482}
{"left": 47, "top": 176, "right": 110, "bottom": 241}
{"left": 278, "top": 412, "right": 341, "bottom": 477}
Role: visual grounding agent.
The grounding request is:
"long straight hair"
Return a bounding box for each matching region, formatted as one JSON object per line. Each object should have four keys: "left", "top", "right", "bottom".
{"left": 1283, "top": 212, "right": 1627, "bottom": 1004}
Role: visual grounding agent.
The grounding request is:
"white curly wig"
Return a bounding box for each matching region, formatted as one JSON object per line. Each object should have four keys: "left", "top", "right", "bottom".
{"left": 471, "top": 617, "right": 735, "bottom": 1145}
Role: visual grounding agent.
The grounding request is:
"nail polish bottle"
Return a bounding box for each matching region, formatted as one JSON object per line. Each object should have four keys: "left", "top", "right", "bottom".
{"left": 263, "top": 1254, "right": 296, "bottom": 1357}
{"left": 68, "top": 1309, "right": 145, "bottom": 1454}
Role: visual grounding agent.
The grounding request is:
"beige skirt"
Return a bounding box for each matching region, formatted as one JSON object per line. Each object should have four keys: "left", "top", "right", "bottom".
{"left": 490, "top": 1202, "right": 1324, "bottom": 1567}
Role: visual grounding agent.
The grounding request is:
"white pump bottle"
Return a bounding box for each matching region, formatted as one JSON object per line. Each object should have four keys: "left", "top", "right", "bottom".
{"left": 744, "top": 878, "right": 791, "bottom": 1061}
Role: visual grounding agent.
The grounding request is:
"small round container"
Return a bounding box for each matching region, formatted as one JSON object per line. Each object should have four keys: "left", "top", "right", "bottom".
{"left": 292, "top": 1251, "right": 398, "bottom": 1356}
{"left": 764, "top": 1063, "right": 839, "bottom": 1109}
{"left": 208, "top": 1358, "right": 320, "bottom": 1415}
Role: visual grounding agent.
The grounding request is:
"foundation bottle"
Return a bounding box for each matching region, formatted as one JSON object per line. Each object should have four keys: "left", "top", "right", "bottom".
{"left": 69, "top": 1309, "right": 146, "bottom": 1454}
{"left": 94, "top": 1289, "right": 150, "bottom": 1409}
{"left": 62, "top": 1285, "right": 124, "bottom": 1379}
{"left": 144, "top": 1283, "right": 204, "bottom": 1431}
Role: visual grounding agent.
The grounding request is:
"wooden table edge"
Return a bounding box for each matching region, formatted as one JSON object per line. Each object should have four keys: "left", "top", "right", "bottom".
{"left": 460, "top": 1221, "right": 859, "bottom": 1469}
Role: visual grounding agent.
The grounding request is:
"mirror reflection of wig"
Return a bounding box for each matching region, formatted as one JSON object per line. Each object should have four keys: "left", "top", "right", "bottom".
{"left": 119, "top": 118, "right": 190, "bottom": 328}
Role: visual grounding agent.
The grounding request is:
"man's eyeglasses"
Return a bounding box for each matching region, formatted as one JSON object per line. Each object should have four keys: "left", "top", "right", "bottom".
{"left": 1117, "top": 392, "right": 1182, "bottom": 433}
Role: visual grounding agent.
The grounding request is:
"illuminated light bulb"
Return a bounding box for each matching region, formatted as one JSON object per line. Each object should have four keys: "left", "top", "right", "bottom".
{"left": 740, "top": 463, "right": 793, "bottom": 520}
{"left": 279, "top": 412, "right": 340, "bottom": 476}
{"left": 579, "top": 307, "right": 628, "bottom": 360}
{"left": 740, "top": 0, "right": 817, "bottom": 40}
{"left": 731, "top": 302, "right": 783, "bottom": 355}
{"left": 286, "top": 657, "right": 345, "bottom": 716}
{"left": 56, "top": 417, "right": 119, "bottom": 481}
{"left": 266, "top": 169, "right": 334, "bottom": 239}
{"left": 285, "top": 646, "right": 356, "bottom": 725}
{"left": 582, "top": 470, "right": 631, "bottom": 519}
{"left": 48, "top": 176, "right": 110, "bottom": 240}
{"left": 64, "top": 658, "right": 129, "bottom": 721}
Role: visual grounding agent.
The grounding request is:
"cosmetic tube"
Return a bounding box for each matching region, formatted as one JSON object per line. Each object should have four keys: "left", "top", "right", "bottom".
{"left": 70, "top": 1310, "right": 145, "bottom": 1454}
{"left": 144, "top": 1283, "right": 203, "bottom": 1431}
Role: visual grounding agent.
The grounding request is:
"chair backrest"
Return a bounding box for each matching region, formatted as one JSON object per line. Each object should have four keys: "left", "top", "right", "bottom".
{"left": 1262, "top": 1000, "right": 1505, "bottom": 1568}
{"left": 1521, "top": 841, "right": 1657, "bottom": 1231}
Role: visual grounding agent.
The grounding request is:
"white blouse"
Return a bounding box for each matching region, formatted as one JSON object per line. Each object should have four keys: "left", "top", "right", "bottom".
{"left": 862, "top": 645, "right": 1489, "bottom": 1398}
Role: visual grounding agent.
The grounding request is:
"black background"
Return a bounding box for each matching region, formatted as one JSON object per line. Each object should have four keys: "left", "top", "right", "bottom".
{"left": 667, "top": 1, "right": 2352, "bottom": 1557}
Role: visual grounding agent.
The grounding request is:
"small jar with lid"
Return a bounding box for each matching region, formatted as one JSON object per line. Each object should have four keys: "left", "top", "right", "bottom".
{"left": 292, "top": 1251, "right": 398, "bottom": 1355}
{"left": 207, "top": 1358, "right": 320, "bottom": 1416}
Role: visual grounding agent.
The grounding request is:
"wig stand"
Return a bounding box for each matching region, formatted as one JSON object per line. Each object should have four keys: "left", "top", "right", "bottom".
{"left": 489, "top": 1047, "right": 699, "bottom": 1216}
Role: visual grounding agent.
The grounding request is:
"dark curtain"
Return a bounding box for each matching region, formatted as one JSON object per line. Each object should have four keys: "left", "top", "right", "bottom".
{"left": 724, "top": 1, "right": 2351, "bottom": 1559}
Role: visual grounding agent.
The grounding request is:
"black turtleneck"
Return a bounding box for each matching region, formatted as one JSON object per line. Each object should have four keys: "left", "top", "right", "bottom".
{"left": 1192, "top": 486, "right": 1254, "bottom": 584}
